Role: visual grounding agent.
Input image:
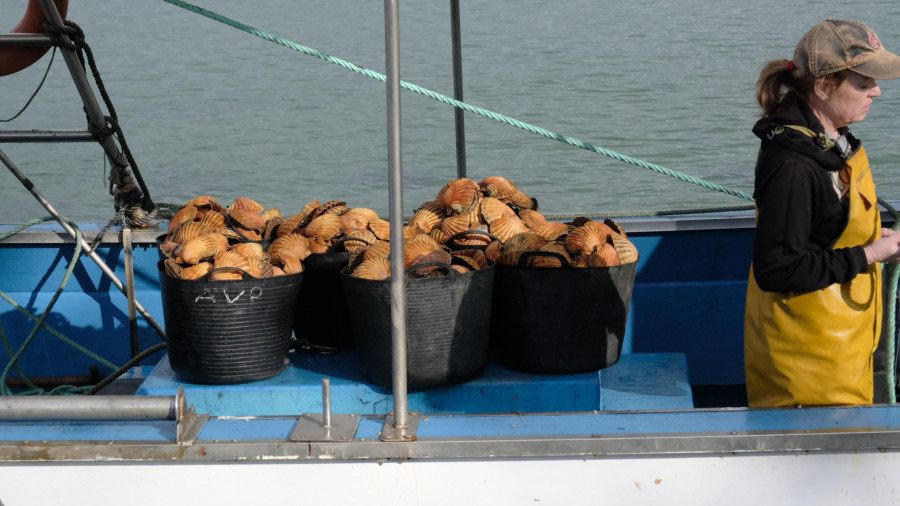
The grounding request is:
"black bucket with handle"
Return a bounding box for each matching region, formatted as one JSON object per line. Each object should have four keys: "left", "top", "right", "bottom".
{"left": 158, "top": 261, "right": 303, "bottom": 384}
{"left": 491, "top": 250, "right": 637, "bottom": 374}
{"left": 341, "top": 261, "right": 494, "bottom": 389}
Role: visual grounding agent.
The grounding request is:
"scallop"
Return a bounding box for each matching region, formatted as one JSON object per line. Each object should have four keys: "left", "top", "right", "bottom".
{"left": 496, "top": 250, "right": 525, "bottom": 267}
{"left": 268, "top": 233, "right": 310, "bottom": 261}
{"left": 529, "top": 221, "right": 569, "bottom": 242}
{"left": 587, "top": 243, "right": 621, "bottom": 267}
{"left": 583, "top": 220, "right": 617, "bottom": 236}
{"left": 304, "top": 213, "right": 342, "bottom": 241}
{"left": 489, "top": 214, "right": 527, "bottom": 243}
{"left": 178, "top": 234, "right": 223, "bottom": 264}
{"left": 451, "top": 249, "right": 488, "bottom": 270}
{"left": 167, "top": 205, "right": 198, "bottom": 236}
{"left": 231, "top": 242, "right": 266, "bottom": 262}
{"left": 280, "top": 253, "right": 304, "bottom": 275}
{"left": 451, "top": 226, "right": 494, "bottom": 248}
{"left": 368, "top": 218, "right": 391, "bottom": 240}
{"left": 259, "top": 208, "right": 282, "bottom": 223}
{"left": 440, "top": 213, "right": 473, "bottom": 238}
{"left": 408, "top": 249, "right": 453, "bottom": 277}
{"left": 228, "top": 208, "right": 266, "bottom": 231}
{"left": 429, "top": 228, "right": 450, "bottom": 245}
{"left": 484, "top": 240, "right": 503, "bottom": 263}
{"left": 404, "top": 234, "right": 442, "bottom": 268}
{"left": 170, "top": 221, "right": 210, "bottom": 245}
{"left": 611, "top": 233, "right": 639, "bottom": 264}
{"left": 185, "top": 196, "right": 219, "bottom": 209}
{"left": 479, "top": 197, "right": 515, "bottom": 224}
{"left": 409, "top": 206, "right": 444, "bottom": 234}
{"left": 530, "top": 243, "right": 571, "bottom": 268}
{"left": 307, "top": 237, "right": 331, "bottom": 254}
{"left": 199, "top": 210, "right": 226, "bottom": 231}
{"left": 163, "top": 257, "right": 183, "bottom": 278}
{"left": 439, "top": 178, "right": 481, "bottom": 215}
{"left": 277, "top": 213, "right": 305, "bottom": 237}
{"left": 518, "top": 209, "right": 547, "bottom": 230}
{"left": 341, "top": 208, "right": 379, "bottom": 234}
{"left": 337, "top": 230, "right": 375, "bottom": 253}
{"left": 213, "top": 250, "right": 251, "bottom": 272}
{"left": 479, "top": 176, "right": 518, "bottom": 200}
{"left": 504, "top": 190, "right": 535, "bottom": 210}
{"left": 230, "top": 197, "right": 264, "bottom": 214}
{"left": 181, "top": 262, "right": 212, "bottom": 280}
{"left": 352, "top": 257, "right": 391, "bottom": 280}
{"left": 604, "top": 218, "right": 628, "bottom": 238}
{"left": 502, "top": 232, "right": 546, "bottom": 253}
{"left": 565, "top": 225, "right": 607, "bottom": 256}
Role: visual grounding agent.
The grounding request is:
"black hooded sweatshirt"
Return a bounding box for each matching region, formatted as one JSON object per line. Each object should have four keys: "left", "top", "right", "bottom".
{"left": 751, "top": 94, "right": 869, "bottom": 293}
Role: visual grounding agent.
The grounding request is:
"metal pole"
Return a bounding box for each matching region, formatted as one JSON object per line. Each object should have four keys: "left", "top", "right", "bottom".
{"left": 0, "top": 395, "right": 176, "bottom": 420}
{"left": 321, "top": 378, "right": 332, "bottom": 429}
{"left": 0, "top": 147, "right": 167, "bottom": 341}
{"left": 384, "top": 0, "right": 408, "bottom": 434}
{"left": 123, "top": 228, "right": 140, "bottom": 358}
{"left": 450, "top": 0, "right": 467, "bottom": 179}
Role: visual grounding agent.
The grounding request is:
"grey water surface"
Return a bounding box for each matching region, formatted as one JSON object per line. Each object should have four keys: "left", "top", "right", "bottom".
{"left": 2, "top": 0, "right": 900, "bottom": 224}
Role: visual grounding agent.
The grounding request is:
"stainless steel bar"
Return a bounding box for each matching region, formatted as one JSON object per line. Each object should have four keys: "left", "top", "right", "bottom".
{"left": 384, "top": 0, "right": 408, "bottom": 433}
{"left": 450, "top": 0, "right": 467, "bottom": 179}
{"left": 123, "top": 228, "right": 139, "bottom": 358}
{"left": 0, "top": 395, "right": 176, "bottom": 421}
{"left": 322, "top": 378, "right": 332, "bottom": 429}
{"left": 0, "top": 131, "right": 96, "bottom": 143}
{"left": 0, "top": 34, "right": 53, "bottom": 47}
{"left": 0, "top": 147, "right": 167, "bottom": 341}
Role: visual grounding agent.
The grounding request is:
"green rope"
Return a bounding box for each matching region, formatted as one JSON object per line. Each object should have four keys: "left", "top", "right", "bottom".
{"left": 0, "top": 217, "right": 121, "bottom": 396}
{"left": 160, "top": 0, "right": 754, "bottom": 203}
{"left": 879, "top": 198, "right": 900, "bottom": 403}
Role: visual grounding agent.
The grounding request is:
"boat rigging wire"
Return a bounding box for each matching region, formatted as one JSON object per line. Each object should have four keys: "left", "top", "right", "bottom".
{"left": 0, "top": 48, "right": 55, "bottom": 123}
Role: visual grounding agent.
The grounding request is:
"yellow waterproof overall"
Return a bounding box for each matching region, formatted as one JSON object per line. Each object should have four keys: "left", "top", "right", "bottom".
{"left": 745, "top": 145, "right": 881, "bottom": 407}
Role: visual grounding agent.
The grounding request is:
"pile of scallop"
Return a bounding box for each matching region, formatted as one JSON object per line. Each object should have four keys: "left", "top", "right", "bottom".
{"left": 344, "top": 176, "right": 637, "bottom": 280}
{"left": 159, "top": 196, "right": 387, "bottom": 280}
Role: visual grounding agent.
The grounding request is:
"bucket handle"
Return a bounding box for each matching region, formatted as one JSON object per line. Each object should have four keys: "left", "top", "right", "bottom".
{"left": 514, "top": 250, "right": 572, "bottom": 268}
{"left": 445, "top": 229, "right": 500, "bottom": 250}
{"left": 405, "top": 261, "right": 457, "bottom": 279}
{"left": 200, "top": 266, "right": 257, "bottom": 280}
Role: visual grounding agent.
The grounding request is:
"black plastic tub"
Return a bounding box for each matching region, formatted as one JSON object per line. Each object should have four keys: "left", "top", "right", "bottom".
{"left": 491, "top": 251, "right": 637, "bottom": 374}
{"left": 341, "top": 261, "right": 494, "bottom": 389}
{"left": 293, "top": 250, "right": 355, "bottom": 350}
{"left": 158, "top": 261, "right": 303, "bottom": 384}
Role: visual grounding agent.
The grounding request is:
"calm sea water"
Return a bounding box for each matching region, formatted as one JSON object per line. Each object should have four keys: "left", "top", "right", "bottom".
{"left": 3, "top": 0, "right": 900, "bottom": 224}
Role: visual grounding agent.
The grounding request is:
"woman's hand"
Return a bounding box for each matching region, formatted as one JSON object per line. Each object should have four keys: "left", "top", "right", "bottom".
{"left": 864, "top": 228, "right": 900, "bottom": 263}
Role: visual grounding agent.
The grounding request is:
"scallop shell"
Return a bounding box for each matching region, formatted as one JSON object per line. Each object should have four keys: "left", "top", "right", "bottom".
{"left": 170, "top": 221, "right": 210, "bottom": 245}
{"left": 583, "top": 220, "right": 617, "bottom": 236}
{"left": 228, "top": 208, "right": 266, "bottom": 231}
{"left": 611, "top": 233, "right": 638, "bottom": 264}
{"left": 163, "top": 257, "right": 183, "bottom": 278}
{"left": 429, "top": 228, "right": 450, "bottom": 245}
{"left": 352, "top": 257, "right": 391, "bottom": 280}
{"left": 489, "top": 214, "right": 527, "bottom": 243}
{"left": 199, "top": 210, "right": 226, "bottom": 231}
{"left": 310, "top": 200, "right": 349, "bottom": 221}
{"left": 451, "top": 249, "right": 488, "bottom": 270}
{"left": 339, "top": 230, "right": 377, "bottom": 253}
{"left": 451, "top": 225, "right": 494, "bottom": 248}
{"left": 587, "top": 243, "right": 621, "bottom": 267}
{"left": 484, "top": 240, "right": 503, "bottom": 263}
{"left": 503, "top": 190, "right": 535, "bottom": 210}
{"left": 518, "top": 209, "right": 547, "bottom": 230}
{"left": 263, "top": 216, "right": 283, "bottom": 239}
{"left": 363, "top": 240, "right": 392, "bottom": 261}
{"left": 479, "top": 176, "right": 518, "bottom": 200}
{"left": 404, "top": 234, "right": 442, "bottom": 268}
{"left": 340, "top": 208, "right": 379, "bottom": 234}
{"left": 185, "top": 196, "right": 219, "bottom": 209}
{"left": 268, "top": 233, "right": 310, "bottom": 261}
{"left": 234, "top": 227, "right": 263, "bottom": 242}
{"left": 564, "top": 225, "right": 607, "bottom": 256}
{"left": 368, "top": 218, "right": 391, "bottom": 240}
{"left": 181, "top": 262, "right": 212, "bottom": 280}
{"left": 277, "top": 213, "right": 305, "bottom": 237}
{"left": 409, "top": 206, "right": 444, "bottom": 234}
{"left": 307, "top": 237, "right": 331, "bottom": 254}
{"left": 439, "top": 178, "right": 481, "bottom": 215}
{"left": 502, "top": 232, "right": 546, "bottom": 253}
{"left": 408, "top": 249, "right": 453, "bottom": 277}
{"left": 296, "top": 200, "right": 321, "bottom": 227}
{"left": 529, "top": 221, "right": 569, "bottom": 242}
{"left": 179, "top": 234, "right": 223, "bottom": 264}
{"left": 230, "top": 197, "right": 264, "bottom": 214}
{"left": 440, "top": 213, "right": 473, "bottom": 238}
{"left": 280, "top": 253, "right": 304, "bottom": 275}
{"left": 531, "top": 243, "right": 571, "bottom": 268}
{"left": 231, "top": 242, "right": 266, "bottom": 261}
{"left": 259, "top": 208, "right": 282, "bottom": 223}
{"left": 209, "top": 268, "right": 245, "bottom": 281}
{"left": 304, "top": 213, "right": 342, "bottom": 241}
{"left": 479, "top": 197, "right": 515, "bottom": 224}
{"left": 167, "top": 205, "right": 198, "bottom": 236}
{"left": 213, "top": 250, "right": 251, "bottom": 271}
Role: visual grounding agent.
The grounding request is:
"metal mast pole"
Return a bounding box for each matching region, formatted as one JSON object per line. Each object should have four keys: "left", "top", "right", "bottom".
{"left": 450, "top": 0, "right": 467, "bottom": 178}
{"left": 384, "top": 0, "right": 409, "bottom": 438}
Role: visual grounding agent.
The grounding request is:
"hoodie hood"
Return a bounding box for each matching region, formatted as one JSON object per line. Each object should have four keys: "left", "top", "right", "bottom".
{"left": 752, "top": 94, "right": 850, "bottom": 172}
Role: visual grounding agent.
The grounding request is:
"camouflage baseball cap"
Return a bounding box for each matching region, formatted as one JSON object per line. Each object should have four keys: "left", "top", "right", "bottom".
{"left": 793, "top": 19, "right": 900, "bottom": 80}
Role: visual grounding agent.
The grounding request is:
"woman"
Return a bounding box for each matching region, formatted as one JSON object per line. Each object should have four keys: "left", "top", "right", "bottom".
{"left": 745, "top": 19, "right": 900, "bottom": 407}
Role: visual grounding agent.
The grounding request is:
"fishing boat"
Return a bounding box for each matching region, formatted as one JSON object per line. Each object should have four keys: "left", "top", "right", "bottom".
{"left": 2, "top": 1, "right": 900, "bottom": 504}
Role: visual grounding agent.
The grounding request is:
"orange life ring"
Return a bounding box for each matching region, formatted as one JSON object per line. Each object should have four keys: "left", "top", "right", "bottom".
{"left": 0, "top": 0, "right": 69, "bottom": 77}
